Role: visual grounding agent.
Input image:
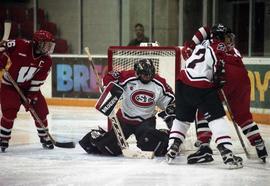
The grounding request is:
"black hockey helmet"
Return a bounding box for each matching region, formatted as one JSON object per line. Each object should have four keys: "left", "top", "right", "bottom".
{"left": 134, "top": 59, "right": 156, "bottom": 84}
{"left": 211, "top": 23, "right": 230, "bottom": 41}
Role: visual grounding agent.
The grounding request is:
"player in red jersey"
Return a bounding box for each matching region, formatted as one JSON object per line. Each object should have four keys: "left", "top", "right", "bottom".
{"left": 166, "top": 24, "right": 243, "bottom": 168}
{"left": 183, "top": 25, "right": 268, "bottom": 163}
{"left": 0, "top": 30, "right": 55, "bottom": 152}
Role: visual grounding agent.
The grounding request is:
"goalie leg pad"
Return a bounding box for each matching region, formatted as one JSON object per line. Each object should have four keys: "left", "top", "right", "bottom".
{"left": 79, "top": 129, "right": 103, "bottom": 154}
{"left": 95, "top": 130, "right": 122, "bottom": 156}
{"left": 136, "top": 128, "right": 169, "bottom": 156}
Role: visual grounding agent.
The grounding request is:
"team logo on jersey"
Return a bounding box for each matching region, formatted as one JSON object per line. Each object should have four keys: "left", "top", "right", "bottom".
{"left": 131, "top": 90, "right": 155, "bottom": 107}
{"left": 217, "top": 43, "right": 226, "bottom": 52}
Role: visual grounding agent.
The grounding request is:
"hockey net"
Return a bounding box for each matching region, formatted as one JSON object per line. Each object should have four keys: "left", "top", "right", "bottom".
{"left": 107, "top": 46, "right": 262, "bottom": 156}
{"left": 108, "top": 46, "right": 181, "bottom": 92}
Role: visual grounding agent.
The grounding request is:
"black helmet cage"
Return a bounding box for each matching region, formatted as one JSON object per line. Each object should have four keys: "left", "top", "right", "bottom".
{"left": 134, "top": 59, "right": 156, "bottom": 81}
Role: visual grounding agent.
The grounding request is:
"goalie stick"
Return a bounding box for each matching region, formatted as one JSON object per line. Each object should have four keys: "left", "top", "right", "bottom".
{"left": 2, "top": 70, "right": 76, "bottom": 149}
{"left": 84, "top": 47, "right": 154, "bottom": 159}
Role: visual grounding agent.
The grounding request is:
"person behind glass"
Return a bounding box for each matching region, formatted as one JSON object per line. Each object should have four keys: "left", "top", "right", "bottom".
{"left": 128, "top": 23, "right": 149, "bottom": 46}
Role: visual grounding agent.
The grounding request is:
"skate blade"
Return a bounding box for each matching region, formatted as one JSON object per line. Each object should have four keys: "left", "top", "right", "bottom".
{"left": 225, "top": 162, "right": 243, "bottom": 169}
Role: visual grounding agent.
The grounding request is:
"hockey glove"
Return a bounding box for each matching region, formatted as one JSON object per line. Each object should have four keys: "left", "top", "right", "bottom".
{"left": 182, "top": 41, "right": 195, "bottom": 60}
{"left": 0, "top": 40, "right": 7, "bottom": 52}
{"left": 165, "top": 103, "right": 176, "bottom": 115}
{"left": 23, "top": 92, "right": 39, "bottom": 111}
{"left": 213, "top": 59, "right": 226, "bottom": 89}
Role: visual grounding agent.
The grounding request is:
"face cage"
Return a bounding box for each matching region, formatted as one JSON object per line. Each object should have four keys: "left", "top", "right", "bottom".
{"left": 225, "top": 33, "right": 235, "bottom": 51}
{"left": 36, "top": 41, "right": 55, "bottom": 55}
{"left": 136, "top": 71, "right": 155, "bottom": 84}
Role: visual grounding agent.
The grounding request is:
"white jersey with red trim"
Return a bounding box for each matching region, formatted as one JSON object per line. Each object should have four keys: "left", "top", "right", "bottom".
{"left": 103, "top": 70, "right": 175, "bottom": 124}
{"left": 179, "top": 43, "right": 219, "bottom": 88}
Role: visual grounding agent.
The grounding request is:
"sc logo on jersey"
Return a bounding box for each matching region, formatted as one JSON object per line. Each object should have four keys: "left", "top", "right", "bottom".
{"left": 131, "top": 90, "right": 155, "bottom": 107}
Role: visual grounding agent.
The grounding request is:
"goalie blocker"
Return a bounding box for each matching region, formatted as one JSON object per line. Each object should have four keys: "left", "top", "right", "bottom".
{"left": 95, "top": 82, "right": 123, "bottom": 117}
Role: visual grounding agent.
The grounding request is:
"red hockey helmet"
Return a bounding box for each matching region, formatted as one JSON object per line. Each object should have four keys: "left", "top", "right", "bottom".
{"left": 33, "top": 30, "right": 55, "bottom": 55}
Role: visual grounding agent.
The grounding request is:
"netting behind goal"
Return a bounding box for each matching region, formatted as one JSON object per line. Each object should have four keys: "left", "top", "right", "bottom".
{"left": 108, "top": 46, "right": 181, "bottom": 92}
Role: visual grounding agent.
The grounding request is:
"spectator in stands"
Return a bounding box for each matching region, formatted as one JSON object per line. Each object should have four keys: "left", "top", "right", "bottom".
{"left": 128, "top": 23, "right": 149, "bottom": 46}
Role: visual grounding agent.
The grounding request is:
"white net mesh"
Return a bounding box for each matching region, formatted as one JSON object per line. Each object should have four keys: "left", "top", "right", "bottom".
{"left": 109, "top": 47, "right": 179, "bottom": 91}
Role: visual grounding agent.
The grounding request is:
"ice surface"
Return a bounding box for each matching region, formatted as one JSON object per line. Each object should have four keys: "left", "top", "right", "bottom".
{"left": 0, "top": 106, "right": 269, "bottom": 186}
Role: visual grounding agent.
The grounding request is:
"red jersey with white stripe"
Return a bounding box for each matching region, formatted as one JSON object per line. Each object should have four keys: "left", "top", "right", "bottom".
{"left": 178, "top": 40, "right": 227, "bottom": 88}
{"left": 103, "top": 70, "right": 175, "bottom": 124}
{"left": 0, "top": 39, "right": 52, "bottom": 92}
{"left": 188, "top": 25, "right": 246, "bottom": 70}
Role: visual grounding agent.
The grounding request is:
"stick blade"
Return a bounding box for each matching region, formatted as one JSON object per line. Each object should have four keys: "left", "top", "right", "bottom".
{"left": 55, "top": 141, "right": 76, "bottom": 148}
{"left": 2, "top": 22, "right": 11, "bottom": 41}
{"left": 122, "top": 148, "right": 154, "bottom": 159}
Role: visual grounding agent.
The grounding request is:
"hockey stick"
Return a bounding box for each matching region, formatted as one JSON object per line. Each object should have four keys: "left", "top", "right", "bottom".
{"left": 1, "top": 22, "right": 11, "bottom": 41}
{"left": 3, "top": 69, "right": 76, "bottom": 148}
{"left": 1, "top": 21, "right": 74, "bottom": 148}
{"left": 220, "top": 89, "right": 250, "bottom": 158}
{"left": 84, "top": 47, "right": 154, "bottom": 159}
{"left": 0, "top": 22, "right": 11, "bottom": 51}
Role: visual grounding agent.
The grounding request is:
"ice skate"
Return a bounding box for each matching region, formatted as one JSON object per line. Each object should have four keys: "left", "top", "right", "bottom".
{"left": 40, "top": 136, "right": 54, "bottom": 149}
{"left": 0, "top": 140, "right": 9, "bottom": 153}
{"left": 166, "top": 138, "right": 181, "bottom": 164}
{"left": 187, "top": 144, "right": 214, "bottom": 164}
{"left": 254, "top": 139, "right": 268, "bottom": 163}
{"left": 218, "top": 144, "right": 243, "bottom": 169}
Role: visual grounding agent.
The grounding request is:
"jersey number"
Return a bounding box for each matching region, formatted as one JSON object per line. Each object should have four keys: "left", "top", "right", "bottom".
{"left": 17, "top": 67, "right": 38, "bottom": 83}
{"left": 187, "top": 48, "right": 206, "bottom": 69}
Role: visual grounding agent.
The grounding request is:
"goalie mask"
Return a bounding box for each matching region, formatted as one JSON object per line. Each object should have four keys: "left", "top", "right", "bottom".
{"left": 33, "top": 30, "right": 55, "bottom": 55}
{"left": 134, "top": 59, "right": 156, "bottom": 84}
{"left": 211, "top": 24, "right": 230, "bottom": 41}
